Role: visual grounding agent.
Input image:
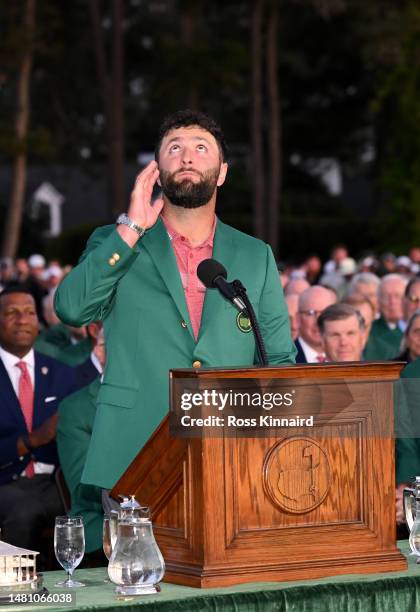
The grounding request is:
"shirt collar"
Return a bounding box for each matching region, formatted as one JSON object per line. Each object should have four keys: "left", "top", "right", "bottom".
{"left": 385, "top": 319, "right": 406, "bottom": 332}
{"left": 0, "top": 346, "right": 35, "bottom": 370}
{"left": 298, "top": 337, "right": 325, "bottom": 362}
{"left": 90, "top": 351, "right": 103, "bottom": 375}
{"left": 161, "top": 214, "right": 217, "bottom": 248}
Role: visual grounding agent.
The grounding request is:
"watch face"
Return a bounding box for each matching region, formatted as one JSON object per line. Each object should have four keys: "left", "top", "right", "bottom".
{"left": 117, "top": 213, "right": 145, "bottom": 236}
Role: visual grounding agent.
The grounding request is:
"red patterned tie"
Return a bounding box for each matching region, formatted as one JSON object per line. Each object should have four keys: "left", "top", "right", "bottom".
{"left": 316, "top": 354, "right": 327, "bottom": 363}
{"left": 16, "top": 361, "right": 35, "bottom": 478}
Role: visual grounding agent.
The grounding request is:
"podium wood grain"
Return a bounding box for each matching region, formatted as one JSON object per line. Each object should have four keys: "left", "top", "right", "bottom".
{"left": 112, "top": 363, "right": 407, "bottom": 587}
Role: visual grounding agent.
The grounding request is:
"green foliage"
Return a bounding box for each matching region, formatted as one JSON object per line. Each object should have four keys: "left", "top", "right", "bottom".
{"left": 0, "top": 0, "right": 419, "bottom": 258}
{"left": 45, "top": 223, "right": 99, "bottom": 265}
{"left": 369, "top": 1, "right": 420, "bottom": 250}
{"left": 0, "top": 204, "right": 48, "bottom": 256}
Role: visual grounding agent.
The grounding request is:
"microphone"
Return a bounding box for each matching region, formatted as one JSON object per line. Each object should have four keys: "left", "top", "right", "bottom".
{"left": 197, "top": 257, "right": 269, "bottom": 366}
{"left": 197, "top": 259, "right": 246, "bottom": 312}
{"left": 197, "top": 259, "right": 268, "bottom": 365}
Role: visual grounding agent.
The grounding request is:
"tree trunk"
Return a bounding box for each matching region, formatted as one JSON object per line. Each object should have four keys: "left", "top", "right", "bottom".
{"left": 266, "top": 2, "right": 281, "bottom": 257}
{"left": 110, "top": 0, "right": 125, "bottom": 217}
{"left": 89, "top": 0, "right": 125, "bottom": 221}
{"left": 181, "top": 4, "right": 198, "bottom": 109}
{"left": 250, "top": 0, "right": 265, "bottom": 240}
{"left": 1, "top": 0, "right": 36, "bottom": 258}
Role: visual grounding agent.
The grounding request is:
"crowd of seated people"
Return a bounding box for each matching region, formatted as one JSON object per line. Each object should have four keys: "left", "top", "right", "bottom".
{"left": 281, "top": 245, "right": 420, "bottom": 367}
{"left": 0, "top": 245, "right": 419, "bottom": 566}
{"left": 0, "top": 256, "right": 103, "bottom": 567}
{"left": 282, "top": 245, "right": 420, "bottom": 537}
{"left": 0, "top": 287, "right": 77, "bottom": 566}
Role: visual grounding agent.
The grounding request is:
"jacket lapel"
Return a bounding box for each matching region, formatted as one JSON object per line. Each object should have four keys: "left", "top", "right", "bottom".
{"left": 141, "top": 218, "right": 238, "bottom": 344}
{"left": 0, "top": 357, "right": 27, "bottom": 428}
{"left": 33, "top": 352, "right": 49, "bottom": 428}
{"left": 197, "top": 220, "right": 238, "bottom": 343}
{"left": 141, "top": 218, "right": 193, "bottom": 339}
{"left": 88, "top": 377, "right": 101, "bottom": 402}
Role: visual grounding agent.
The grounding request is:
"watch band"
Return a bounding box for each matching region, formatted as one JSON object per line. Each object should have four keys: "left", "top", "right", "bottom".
{"left": 116, "top": 213, "right": 146, "bottom": 238}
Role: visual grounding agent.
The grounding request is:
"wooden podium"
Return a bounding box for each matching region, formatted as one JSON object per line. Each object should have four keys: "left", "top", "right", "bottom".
{"left": 111, "top": 363, "right": 407, "bottom": 587}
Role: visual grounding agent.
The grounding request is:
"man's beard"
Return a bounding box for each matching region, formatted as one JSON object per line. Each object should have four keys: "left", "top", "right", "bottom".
{"left": 159, "top": 167, "right": 220, "bottom": 209}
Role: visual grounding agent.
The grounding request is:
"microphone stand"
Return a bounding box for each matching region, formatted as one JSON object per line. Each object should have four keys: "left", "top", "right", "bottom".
{"left": 232, "top": 280, "right": 269, "bottom": 366}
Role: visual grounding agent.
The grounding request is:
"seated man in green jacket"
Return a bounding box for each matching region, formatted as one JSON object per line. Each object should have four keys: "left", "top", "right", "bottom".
{"left": 364, "top": 274, "right": 407, "bottom": 360}
{"left": 56, "top": 332, "right": 105, "bottom": 553}
{"left": 395, "top": 356, "right": 420, "bottom": 530}
{"left": 36, "top": 321, "right": 91, "bottom": 367}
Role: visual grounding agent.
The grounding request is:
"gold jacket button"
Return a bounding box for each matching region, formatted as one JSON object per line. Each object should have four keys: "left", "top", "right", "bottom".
{"left": 113, "top": 252, "right": 120, "bottom": 261}
{"left": 192, "top": 360, "right": 202, "bottom": 368}
{"left": 108, "top": 257, "right": 116, "bottom": 266}
{"left": 181, "top": 320, "right": 187, "bottom": 328}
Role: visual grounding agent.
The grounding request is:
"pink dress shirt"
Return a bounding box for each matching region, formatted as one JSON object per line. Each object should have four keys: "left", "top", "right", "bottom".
{"left": 161, "top": 215, "right": 216, "bottom": 340}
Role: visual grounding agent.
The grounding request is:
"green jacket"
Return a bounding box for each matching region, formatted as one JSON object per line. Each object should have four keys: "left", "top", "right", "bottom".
{"left": 364, "top": 316, "right": 403, "bottom": 361}
{"left": 396, "top": 358, "right": 420, "bottom": 484}
{"left": 55, "top": 219, "right": 296, "bottom": 488}
{"left": 57, "top": 378, "right": 103, "bottom": 553}
{"left": 36, "top": 323, "right": 91, "bottom": 366}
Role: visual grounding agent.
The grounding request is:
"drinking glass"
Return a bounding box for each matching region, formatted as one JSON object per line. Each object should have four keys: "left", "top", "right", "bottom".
{"left": 102, "top": 516, "right": 113, "bottom": 583}
{"left": 103, "top": 517, "right": 112, "bottom": 560}
{"left": 54, "top": 516, "right": 85, "bottom": 587}
{"left": 108, "top": 510, "right": 119, "bottom": 551}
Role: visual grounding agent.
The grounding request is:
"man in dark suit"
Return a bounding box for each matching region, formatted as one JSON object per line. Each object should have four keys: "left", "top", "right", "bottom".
{"left": 73, "top": 322, "right": 103, "bottom": 389}
{"left": 0, "top": 287, "right": 77, "bottom": 552}
{"left": 317, "top": 303, "right": 365, "bottom": 362}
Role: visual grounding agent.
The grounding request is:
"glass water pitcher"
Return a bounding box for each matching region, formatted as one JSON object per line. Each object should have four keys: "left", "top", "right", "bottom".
{"left": 107, "top": 497, "right": 165, "bottom": 595}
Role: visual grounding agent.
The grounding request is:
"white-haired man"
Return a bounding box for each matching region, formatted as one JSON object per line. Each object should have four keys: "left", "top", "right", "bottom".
{"left": 347, "top": 272, "right": 380, "bottom": 318}
{"left": 364, "top": 274, "right": 408, "bottom": 360}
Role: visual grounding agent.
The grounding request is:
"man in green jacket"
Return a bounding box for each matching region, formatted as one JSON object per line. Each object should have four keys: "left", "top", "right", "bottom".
{"left": 55, "top": 110, "right": 296, "bottom": 490}
{"left": 364, "top": 274, "right": 407, "bottom": 360}
{"left": 396, "top": 357, "right": 420, "bottom": 481}
{"left": 395, "top": 357, "right": 420, "bottom": 527}
{"left": 56, "top": 331, "right": 105, "bottom": 553}
{"left": 36, "top": 322, "right": 91, "bottom": 366}
{"left": 57, "top": 378, "right": 103, "bottom": 552}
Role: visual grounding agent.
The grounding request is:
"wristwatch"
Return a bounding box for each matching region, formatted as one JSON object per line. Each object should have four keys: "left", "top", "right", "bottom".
{"left": 116, "top": 213, "right": 146, "bottom": 238}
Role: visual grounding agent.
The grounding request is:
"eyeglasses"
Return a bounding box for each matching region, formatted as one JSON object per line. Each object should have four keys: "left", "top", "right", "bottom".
{"left": 299, "top": 309, "right": 322, "bottom": 318}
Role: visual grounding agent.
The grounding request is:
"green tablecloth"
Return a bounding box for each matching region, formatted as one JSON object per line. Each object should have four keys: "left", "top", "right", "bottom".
{"left": 5, "top": 541, "right": 420, "bottom": 612}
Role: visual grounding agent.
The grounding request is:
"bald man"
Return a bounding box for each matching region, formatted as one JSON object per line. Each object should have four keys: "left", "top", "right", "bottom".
{"left": 285, "top": 294, "right": 299, "bottom": 341}
{"left": 295, "top": 286, "right": 337, "bottom": 363}
{"left": 284, "top": 278, "right": 310, "bottom": 297}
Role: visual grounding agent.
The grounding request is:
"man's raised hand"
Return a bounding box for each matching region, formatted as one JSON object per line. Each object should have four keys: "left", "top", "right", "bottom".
{"left": 117, "top": 161, "right": 164, "bottom": 246}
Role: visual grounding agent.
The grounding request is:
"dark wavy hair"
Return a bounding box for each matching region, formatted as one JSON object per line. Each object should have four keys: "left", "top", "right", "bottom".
{"left": 155, "top": 109, "right": 227, "bottom": 161}
{"left": 317, "top": 303, "right": 365, "bottom": 334}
